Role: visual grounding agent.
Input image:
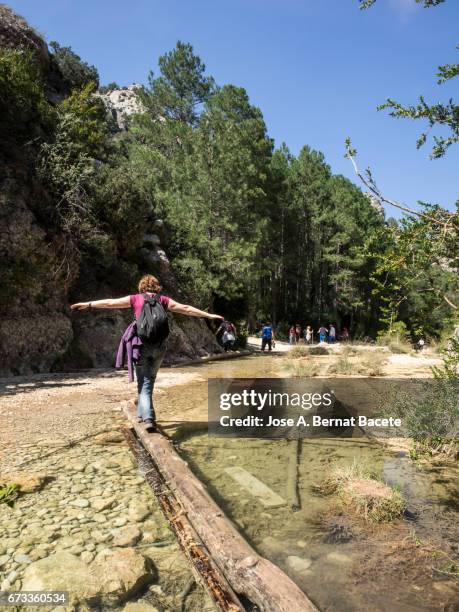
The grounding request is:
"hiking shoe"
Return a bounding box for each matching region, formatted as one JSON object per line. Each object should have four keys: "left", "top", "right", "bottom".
{"left": 137, "top": 416, "right": 143, "bottom": 424}
{"left": 144, "top": 418, "right": 156, "bottom": 432}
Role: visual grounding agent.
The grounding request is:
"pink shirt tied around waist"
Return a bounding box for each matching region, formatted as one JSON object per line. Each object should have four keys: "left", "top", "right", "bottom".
{"left": 130, "top": 293, "right": 170, "bottom": 319}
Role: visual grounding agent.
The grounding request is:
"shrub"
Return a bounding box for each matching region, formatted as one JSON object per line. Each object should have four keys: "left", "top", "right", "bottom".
{"left": 383, "top": 379, "right": 458, "bottom": 459}
{"left": 0, "top": 48, "right": 53, "bottom": 146}
{"left": 387, "top": 341, "right": 412, "bottom": 354}
{"left": 98, "top": 81, "right": 120, "bottom": 94}
{"left": 308, "top": 345, "right": 329, "bottom": 356}
{"left": 234, "top": 328, "right": 248, "bottom": 349}
{"left": 377, "top": 320, "right": 412, "bottom": 354}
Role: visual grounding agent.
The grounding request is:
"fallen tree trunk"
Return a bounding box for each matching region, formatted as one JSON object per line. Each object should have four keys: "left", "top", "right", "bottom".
{"left": 123, "top": 402, "right": 319, "bottom": 612}
{"left": 123, "top": 427, "right": 243, "bottom": 612}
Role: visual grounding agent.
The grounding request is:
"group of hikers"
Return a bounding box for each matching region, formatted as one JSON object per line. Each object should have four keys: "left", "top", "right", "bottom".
{"left": 258, "top": 321, "right": 350, "bottom": 351}
{"left": 289, "top": 323, "right": 350, "bottom": 345}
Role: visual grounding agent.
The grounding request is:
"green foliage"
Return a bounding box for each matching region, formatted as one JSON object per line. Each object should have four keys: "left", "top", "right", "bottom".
{"left": 38, "top": 82, "right": 109, "bottom": 276}
{"left": 49, "top": 41, "right": 99, "bottom": 90}
{"left": 141, "top": 41, "right": 215, "bottom": 126}
{"left": 432, "top": 335, "right": 459, "bottom": 379}
{"left": 0, "top": 48, "right": 53, "bottom": 147}
{"left": 358, "top": 0, "right": 457, "bottom": 158}
{"left": 131, "top": 60, "right": 272, "bottom": 307}
{"left": 378, "top": 95, "right": 459, "bottom": 159}
{"left": 257, "top": 143, "right": 385, "bottom": 328}
{"left": 2, "top": 30, "right": 456, "bottom": 349}
{"left": 0, "top": 482, "right": 19, "bottom": 506}
{"left": 377, "top": 320, "right": 410, "bottom": 344}
{"left": 98, "top": 82, "right": 120, "bottom": 94}
{"left": 359, "top": 0, "right": 445, "bottom": 9}
{"left": 384, "top": 338, "right": 458, "bottom": 458}
{"left": 384, "top": 378, "right": 458, "bottom": 456}
{"left": 367, "top": 204, "right": 458, "bottom": 340}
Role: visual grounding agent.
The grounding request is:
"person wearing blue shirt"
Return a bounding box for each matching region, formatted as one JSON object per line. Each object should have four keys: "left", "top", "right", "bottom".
{"left": 261, "top": 322, "right": 275, "bottom": 352}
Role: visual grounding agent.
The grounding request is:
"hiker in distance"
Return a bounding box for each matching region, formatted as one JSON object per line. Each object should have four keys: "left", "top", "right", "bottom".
{"left": 71, "top": 274, "right": 223, "bottom": 432}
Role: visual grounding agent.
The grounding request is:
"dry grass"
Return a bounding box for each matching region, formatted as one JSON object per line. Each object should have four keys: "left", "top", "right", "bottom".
{"left": 313, "top": 461, "right": 406, "bottom": 523}
{"left": 328, "top": 351, "right": 387, "bottom": 376}
{"left": 285, "top": 345, "right": 329, "bottom": 359}
{"left": 285, "top": 346, "right": 311, "bottom": 359}
{"left": 284, "top": 359, "right": 321, "bottom": 377}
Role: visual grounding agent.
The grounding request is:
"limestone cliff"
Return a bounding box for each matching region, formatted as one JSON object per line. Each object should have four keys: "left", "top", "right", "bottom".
{"left": 96, "top": 85, "right": 145, "bottom": 129}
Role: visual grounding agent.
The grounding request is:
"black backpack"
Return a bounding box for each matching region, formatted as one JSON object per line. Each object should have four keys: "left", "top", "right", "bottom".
{"left": 137, "top": 294, "right": 170, "bottom": 345}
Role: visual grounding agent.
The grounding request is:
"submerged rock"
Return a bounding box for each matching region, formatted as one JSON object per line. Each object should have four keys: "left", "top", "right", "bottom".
{"left": 326, "top": 552, "right": 352, "bottom": 564}
{"left": 93, "top": 431, "right": 125, "bottom": 445}
{"left": 92, "top": 548, "right": 155, "bottom": 606}
{"left": 261, "top": 536, "right": 285, "bottom": 555}
{"left": 112, "top": 526, "right": 142, "bottom": 547}
{"left": 22, "top": 552, "right": 100, "bottom": 606}
{"left": 129, "top": 502, "right": 150, "bottom": 522}
{"left": 286, "top": 556, "right": 312, "bottom": 574}
{"left": 91, "top": 496, "right": 116, "bottom": 511}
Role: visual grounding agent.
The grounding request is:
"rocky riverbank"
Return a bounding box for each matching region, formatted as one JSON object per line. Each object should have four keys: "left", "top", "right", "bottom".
{"left": 0, "top": 369, "right": 213, "bottom": 611}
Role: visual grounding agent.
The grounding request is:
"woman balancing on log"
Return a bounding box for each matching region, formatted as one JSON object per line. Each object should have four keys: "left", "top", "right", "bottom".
{"left": 71, "top": 274, "right": 223, "bottom": 432}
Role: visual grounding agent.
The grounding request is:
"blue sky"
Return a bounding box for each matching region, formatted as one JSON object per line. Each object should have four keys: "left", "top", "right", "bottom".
{"left": 9, "top": 0, "right": 459, "bottom": 216}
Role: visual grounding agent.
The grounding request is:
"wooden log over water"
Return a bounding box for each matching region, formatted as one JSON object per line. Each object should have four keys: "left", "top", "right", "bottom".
{"left": 123, "top": 427, "right": 243, "bottom": 612}
{"left": 123, "top": 402, "right": 319, "bottom": 612}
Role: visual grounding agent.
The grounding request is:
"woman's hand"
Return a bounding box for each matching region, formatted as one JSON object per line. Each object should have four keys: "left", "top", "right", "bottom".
{"left": 71, "top": 302, "right": 90, "bottom": 311}
{"left": 209, "top": 313, "right": 224, "bottom": 320}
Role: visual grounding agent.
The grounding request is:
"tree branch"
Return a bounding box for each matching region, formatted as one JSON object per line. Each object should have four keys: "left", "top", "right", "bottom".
{"left": 345, "top": 141, "right": 454, "bottom": 228}
{"left": 443, "top": 294, "right": 458, "bottom": 309}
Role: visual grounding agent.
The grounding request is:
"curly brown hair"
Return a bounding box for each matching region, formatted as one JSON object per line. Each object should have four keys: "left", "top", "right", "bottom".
{"left": 138, "top": 274, "right": 162, "bottom": 294}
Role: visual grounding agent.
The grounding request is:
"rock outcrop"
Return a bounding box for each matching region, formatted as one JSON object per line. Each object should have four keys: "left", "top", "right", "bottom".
{"left": 96, "top": 85, "right": 145, "bottom": 129}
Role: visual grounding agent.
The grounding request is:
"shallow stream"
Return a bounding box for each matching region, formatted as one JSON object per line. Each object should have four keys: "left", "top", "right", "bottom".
{"left": 164, "top": 355, "right": 459, "bottom": 611}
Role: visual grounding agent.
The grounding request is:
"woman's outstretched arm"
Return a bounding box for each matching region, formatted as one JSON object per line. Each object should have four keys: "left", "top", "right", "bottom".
{"left": 168, "top": 299, "right": 223, "bottom": 320}
{"left": 71, "top": 296, "right": 131, "bottom": 311}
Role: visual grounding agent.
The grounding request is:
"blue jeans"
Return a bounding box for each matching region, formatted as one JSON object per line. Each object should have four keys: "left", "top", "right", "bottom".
{"left": 135, "top": 343, "right": 166, "bottom": 421}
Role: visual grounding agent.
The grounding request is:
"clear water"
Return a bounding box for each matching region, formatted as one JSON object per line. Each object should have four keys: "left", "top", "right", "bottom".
{"left": 162, "top": 355, "right": 459, "bottom": 611}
